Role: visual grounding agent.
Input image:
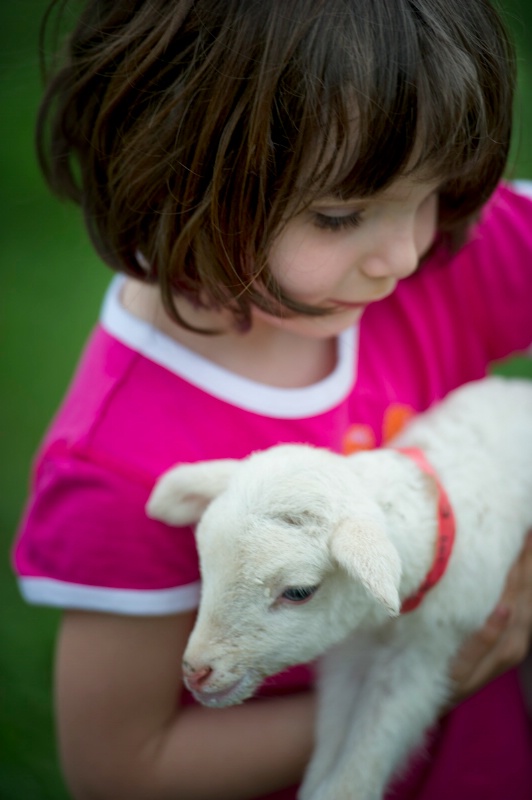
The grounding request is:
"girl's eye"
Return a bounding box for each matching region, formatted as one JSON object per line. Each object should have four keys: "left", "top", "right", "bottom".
{"left": 312, "top": 210, "right": 363, "bottom": 231}
{"left": 280, "top": 585, "right": 319, "bottom": 604}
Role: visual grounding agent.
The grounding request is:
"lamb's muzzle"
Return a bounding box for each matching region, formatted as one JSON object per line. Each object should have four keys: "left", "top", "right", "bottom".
{"left": 182, "top": 662, "right": 212, "bottom": 692}
{"left": 183, "top": 656, "right": 264, "bottom": 707}
{"left": 182, "top": 661, "right": 245, "bottom": 706}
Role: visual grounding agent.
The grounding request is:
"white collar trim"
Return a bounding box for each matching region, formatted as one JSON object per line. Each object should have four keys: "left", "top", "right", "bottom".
{"left": 100, "top": 276, "right": 358, "bottom": 419}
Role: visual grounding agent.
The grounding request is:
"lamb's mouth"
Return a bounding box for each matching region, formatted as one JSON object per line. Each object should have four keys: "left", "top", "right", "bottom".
{"left": 187, "top": 673, "right": 259, "bottom": 708}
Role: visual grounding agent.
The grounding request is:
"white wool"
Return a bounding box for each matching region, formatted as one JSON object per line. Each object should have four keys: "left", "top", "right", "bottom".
{"left": 147, "top": 376, "right": 532, "bottom": 800}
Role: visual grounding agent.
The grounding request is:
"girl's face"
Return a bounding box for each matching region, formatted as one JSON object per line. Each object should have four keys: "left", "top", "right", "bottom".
{"left": 259, "top": 175, "right": 440, "bottom": 339}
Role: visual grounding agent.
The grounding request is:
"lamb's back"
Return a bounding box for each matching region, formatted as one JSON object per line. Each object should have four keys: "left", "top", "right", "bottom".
{"left": 395, "top": 377, "right": 532, "bottom": 476}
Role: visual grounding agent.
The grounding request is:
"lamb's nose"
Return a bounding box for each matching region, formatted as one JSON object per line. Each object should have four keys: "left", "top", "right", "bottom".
{"left": 183, "top": 662, "right": 213, "bottom": 692}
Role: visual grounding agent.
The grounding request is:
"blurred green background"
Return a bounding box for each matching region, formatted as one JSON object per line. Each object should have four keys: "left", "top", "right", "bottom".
{"left": 1, "top": 2, "right": 531, "bottom": 798}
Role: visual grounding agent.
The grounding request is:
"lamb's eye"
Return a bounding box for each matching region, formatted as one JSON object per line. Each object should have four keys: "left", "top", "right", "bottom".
{"left": 280, "top": 585, "right": 319, "bottom": 604}
{"left": 279, "top": 513, "right": 302, "bottom": 526}
{"left": 275, "top": 511, "right": 322, "bottom": 527}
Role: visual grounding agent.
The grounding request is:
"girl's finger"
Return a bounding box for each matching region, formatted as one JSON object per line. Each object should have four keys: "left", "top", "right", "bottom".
{"left": 449, "top": 604, "right": 510, "bottom": 688}
{"left": 449, "top": 533, "right": 532, "bottom": 704}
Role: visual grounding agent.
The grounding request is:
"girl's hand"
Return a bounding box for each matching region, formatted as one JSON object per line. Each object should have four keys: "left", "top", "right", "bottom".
{"left": 449, "top": 531, "right": 532, "bottom": 706}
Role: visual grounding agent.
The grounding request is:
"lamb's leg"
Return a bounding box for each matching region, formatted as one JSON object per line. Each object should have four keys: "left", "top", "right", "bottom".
{"left": 302, "top": 634, "right": 457, "bottom": 800}
{"left": 300, "top": 639, "right": 375, "bottom": 798}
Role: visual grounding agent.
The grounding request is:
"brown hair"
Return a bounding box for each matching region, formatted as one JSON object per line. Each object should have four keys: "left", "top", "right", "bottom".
{"left": 37, "top": 0, "right": 516, "bottom": 329}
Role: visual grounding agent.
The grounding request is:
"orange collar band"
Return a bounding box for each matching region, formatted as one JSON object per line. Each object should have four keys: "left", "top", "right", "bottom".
{"left": 395, "top": 447, "right": 456, "bottom": 614}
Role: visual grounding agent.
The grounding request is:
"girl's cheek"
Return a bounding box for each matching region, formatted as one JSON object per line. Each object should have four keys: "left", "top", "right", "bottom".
{"left": 268, "top": 238, "right": 337, "bottom": 300}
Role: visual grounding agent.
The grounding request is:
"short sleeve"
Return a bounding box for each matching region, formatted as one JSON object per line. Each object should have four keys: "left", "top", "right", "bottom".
{"left": 13, "top": 450, "right": 201, "bottom": 615}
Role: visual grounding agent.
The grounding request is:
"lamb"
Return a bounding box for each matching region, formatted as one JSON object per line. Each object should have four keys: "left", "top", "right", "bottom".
{"left": 146, "top": 376, "right": 532, "bottom": 800}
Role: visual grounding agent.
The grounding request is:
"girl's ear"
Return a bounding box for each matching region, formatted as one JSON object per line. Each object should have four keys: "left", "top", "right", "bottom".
{"left": 146, "top": 459, "right": 240, "bottom": 526}
{"left": 330, "top": 519, "right": 402, "bottom": 616}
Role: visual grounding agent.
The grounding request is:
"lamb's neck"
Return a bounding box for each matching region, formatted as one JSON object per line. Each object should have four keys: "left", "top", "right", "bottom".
{"left": 348, "top": 450, "right": 444, "bottom": 605}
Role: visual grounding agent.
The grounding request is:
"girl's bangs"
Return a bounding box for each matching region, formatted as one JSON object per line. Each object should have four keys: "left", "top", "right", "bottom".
{"left": 287, "top": 1, "right": 513, "bottom": 209}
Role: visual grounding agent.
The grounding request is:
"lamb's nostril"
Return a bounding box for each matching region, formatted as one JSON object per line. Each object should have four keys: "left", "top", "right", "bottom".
{"left": 183, "top": 663, "right": 213, "bottom": 691}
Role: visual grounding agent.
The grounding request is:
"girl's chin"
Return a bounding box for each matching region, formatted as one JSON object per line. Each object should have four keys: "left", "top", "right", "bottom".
{"left": 252, "top": 304, "right": 365, "bottom": 338}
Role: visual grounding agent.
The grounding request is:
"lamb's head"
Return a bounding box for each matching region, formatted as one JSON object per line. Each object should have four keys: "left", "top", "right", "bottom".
{"left": 147, "top": 444, "right": 401, "bottom": 707}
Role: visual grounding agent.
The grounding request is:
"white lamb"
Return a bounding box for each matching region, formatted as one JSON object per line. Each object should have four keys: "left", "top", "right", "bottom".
{"left": 146, "top": 376, "right": 532, "bottom": 800}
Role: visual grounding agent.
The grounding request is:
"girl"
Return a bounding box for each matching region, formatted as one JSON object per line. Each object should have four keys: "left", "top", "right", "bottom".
{"left": 13, "top": 1, "right": 532, "bottom": 798}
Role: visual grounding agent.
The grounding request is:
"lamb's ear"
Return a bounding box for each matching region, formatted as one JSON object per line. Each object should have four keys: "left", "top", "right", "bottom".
{"left": 146, "top": 459, "right": 240, "bottom": 526}
{"left": 330, "top": 519, "right": 402, "bottom": 616}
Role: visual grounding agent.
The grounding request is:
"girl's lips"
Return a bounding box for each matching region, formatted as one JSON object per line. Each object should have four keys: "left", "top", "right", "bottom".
{"left": 329, "top": 293, "right": 392, "bottom": 309}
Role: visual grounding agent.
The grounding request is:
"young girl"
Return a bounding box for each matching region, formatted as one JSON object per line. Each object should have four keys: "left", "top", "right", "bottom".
{"left": 13, "top": 1, "right": 532, "bottom": 798}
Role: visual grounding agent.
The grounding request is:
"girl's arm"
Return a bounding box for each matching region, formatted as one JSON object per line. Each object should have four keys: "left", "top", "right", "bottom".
{"left": 55, "top": 610, "right": 316, "bottom": 800}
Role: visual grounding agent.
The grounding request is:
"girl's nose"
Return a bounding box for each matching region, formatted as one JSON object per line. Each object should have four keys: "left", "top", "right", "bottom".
{"left": 360, "top": 226, "right": 420, "bottom": 281}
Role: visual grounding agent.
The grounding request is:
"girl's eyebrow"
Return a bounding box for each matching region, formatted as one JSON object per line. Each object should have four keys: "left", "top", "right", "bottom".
{"left": 311, "top": 192, "right": 365, "bottom": 205}
{"left": 320, "top": 179, "right": 441, "bottom": 205}
{"left": 322, "top": 187, "right": 364, "bottom": 201}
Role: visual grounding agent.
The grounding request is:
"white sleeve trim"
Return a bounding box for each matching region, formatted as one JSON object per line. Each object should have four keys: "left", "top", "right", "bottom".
{"left": 18, "top": 576, "right": 201, "bottom": 616}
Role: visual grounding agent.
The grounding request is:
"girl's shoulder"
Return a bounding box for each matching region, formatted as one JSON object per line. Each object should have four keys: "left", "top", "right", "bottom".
{"left": 419, "top": 180, "right": 532, "bottom": 296}
{"left": 507, "top": 179, "right": 532, "bottom": 202}
{"left": 12, "top": 305, "right": 206, "bottom": 615}
{"left": 446, "top": 180, "right": 532, "bottom": 308}
{"left": 473, "top": 180, "right": 532, "bottom": 250}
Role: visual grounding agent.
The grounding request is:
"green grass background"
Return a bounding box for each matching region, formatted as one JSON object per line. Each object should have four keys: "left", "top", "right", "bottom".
{"left": 1, "top": 2, "right": 531, "bottom": 798}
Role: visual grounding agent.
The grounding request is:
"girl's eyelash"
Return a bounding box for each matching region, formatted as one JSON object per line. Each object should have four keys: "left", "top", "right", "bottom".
{"left": 312, "top": 211, "right": 363, "bottom": 231}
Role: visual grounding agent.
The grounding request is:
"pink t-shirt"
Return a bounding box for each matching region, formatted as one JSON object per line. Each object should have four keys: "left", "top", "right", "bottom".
{"left": 13, "top": 183, "right": 532, "bottom": 799}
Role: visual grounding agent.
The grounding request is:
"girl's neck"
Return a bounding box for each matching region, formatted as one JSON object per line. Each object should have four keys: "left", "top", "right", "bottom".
{"left": 120, "top": 278, "right": 337, "bottom": 388}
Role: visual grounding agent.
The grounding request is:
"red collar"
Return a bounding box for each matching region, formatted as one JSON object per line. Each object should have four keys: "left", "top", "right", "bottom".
{"left": 395, "top": 447, "right": 456, "bottom": 614}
